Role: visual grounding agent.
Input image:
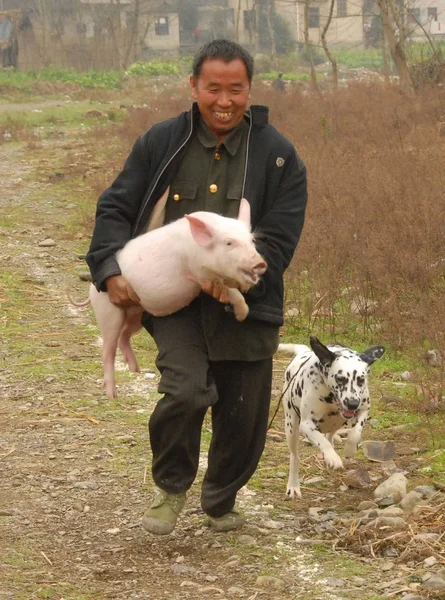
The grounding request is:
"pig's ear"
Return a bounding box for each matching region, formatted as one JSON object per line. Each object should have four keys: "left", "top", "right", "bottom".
{"left": 185, "top": 215, "right": 214, "bottom": 247}
{"left": 237, "top": 198, "right": 251, "bottom": 228}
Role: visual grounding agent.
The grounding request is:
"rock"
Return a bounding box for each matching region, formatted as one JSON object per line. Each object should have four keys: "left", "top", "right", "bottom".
{"left": 237, "top": 535, "right": 256, "bottom": 545}
{"left": 414, "top": 533, "right": 440, "bottom": 542}
{"left": 381, "top": 460, "right": 400, "bottom": 475}
{"left": 304, "top": 476, "right": 325, "bottom": 485}
{"left": 426, "top": 349, "right": 442, "bottom": 366}
{"left": 363, "top": 440, "right": 396, "bottom": 462}
{"left": 401, "top": 371, "right": 411, "bottom": 380}
{"left": 381, "top": 561, "right": 395, "bottom": 571}
{"left": 366, "top": 516, "right": 406, "bottom": 529}
{"left": 424, "top": 556, "right": 438, "bottom": 567}
{"left": 373, "top": 473, "right": 407, "bottom": 501}
{"left": 357, "top": 500, "right": 378, "bottom": 511}
{"left": 401, "top": 595, "right": 423, "bottom": 600}
{"left": 78, "top": 271, "right": 92, "bottom": 282}
{"left": 324, "top": 577, "right": 345, "bottom": 587}
{"left": 399, "top": 491, "right": 423, "bottom": 512}
{"left": 255, "top": 575, "right": 285, "bottom": 589}
{"left": 380, "top": 395, "right": 404, "bottom": 405}
{"left": 85, "top": 109, "right": 106, "bottom": 118}
{"left": 380, "top": 506, "right": 404, "bottom": 517}
{"left": 377, "top": 495, "right": 398, "bottom": 507}
{"left": 422, "top": 576, "right": 445, "bottom": 590}
{"left": 413, "top": 485, "right": 436, "bottom": 498}
{"left": 38, "top": 238, "right": 56, "bottom": 247}
{"left": 228, "top": 587, "right": 245, "bottom": 595}
{"left": 344, "top": 468, "right": 371, "bottom": 488}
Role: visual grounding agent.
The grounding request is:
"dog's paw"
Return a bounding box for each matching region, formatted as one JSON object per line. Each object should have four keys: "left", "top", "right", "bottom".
{"left": 344, "top": 441, "right": 358, "bottom": 458}
{"left": 324, "top": 451, "right": 344, "bottom": 470}
{"left": 286, "top": 486, "right": 302, "bottom": 499}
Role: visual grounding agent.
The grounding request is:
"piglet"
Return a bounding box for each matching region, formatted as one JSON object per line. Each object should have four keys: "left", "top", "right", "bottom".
{"left": 74, "top": 198, "right": 266, "bottom": 398}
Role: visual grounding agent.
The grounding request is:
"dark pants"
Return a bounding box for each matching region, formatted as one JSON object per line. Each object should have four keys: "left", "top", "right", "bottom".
{"left": 142, "top": 300, "right": 273, "bottom": 518}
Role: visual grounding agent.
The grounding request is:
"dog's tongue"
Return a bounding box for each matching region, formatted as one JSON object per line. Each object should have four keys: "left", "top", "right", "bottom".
{"left": 343, "top": 409, "right": 356, "bottom": 418}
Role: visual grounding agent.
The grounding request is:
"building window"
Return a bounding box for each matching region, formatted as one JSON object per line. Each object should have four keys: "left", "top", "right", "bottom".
{"left": 243, "top": 9, "right": 256, "bottom": 31}
{"left": 427, "top": 6, "right": 438, "bottom": 20}
{"left": 337, "top": 0, "right": 347, "bottom": 17}
{"left": 155, "top": 16, "right": 169, "bottom": 36}
{"left": 308, "top": 6, "right": 320, "bottom": 28}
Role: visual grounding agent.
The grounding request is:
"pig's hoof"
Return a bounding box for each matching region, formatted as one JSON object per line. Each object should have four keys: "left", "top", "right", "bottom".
{"left": 234, "top": 305, "right": 249, "bottom": 322}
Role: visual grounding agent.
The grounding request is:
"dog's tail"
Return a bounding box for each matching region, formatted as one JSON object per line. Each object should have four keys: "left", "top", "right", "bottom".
{"left": 277, "top": 343, "right": 310, "bottom": 355}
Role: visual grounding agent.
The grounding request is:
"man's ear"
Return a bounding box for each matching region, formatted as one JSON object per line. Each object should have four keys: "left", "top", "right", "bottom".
{"left": 190, "top": 74, "right": 198, "bottom": 100}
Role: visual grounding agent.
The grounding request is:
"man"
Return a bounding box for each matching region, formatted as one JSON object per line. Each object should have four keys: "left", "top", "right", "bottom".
{"left": 273, "top": 72, "right": 285, "bottom": 93}
{"left": 86, "top": 39, "right": 307, "bottom": 535}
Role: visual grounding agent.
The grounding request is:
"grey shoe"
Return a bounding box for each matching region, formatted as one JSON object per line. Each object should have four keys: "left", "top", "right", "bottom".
{"left": 142, "top": 489, "right": 186, "bottom": 535}
{"left": 208, "top": 509, "right": 246, "bottom": 532}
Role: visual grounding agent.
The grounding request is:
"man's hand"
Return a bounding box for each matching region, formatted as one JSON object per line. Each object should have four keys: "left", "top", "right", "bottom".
{"left": 106, "top": 275, "right": 140, "bottom": 308}
{"left": 202, "top": 280, "right": 232, "bottom": 304}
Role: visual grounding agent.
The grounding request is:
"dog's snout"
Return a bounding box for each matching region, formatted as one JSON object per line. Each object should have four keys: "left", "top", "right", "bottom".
{"left": 346, "top": 398, "right": 360, "bottom": 410}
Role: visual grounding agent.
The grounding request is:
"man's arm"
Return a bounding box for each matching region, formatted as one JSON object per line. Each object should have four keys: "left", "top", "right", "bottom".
{"left": 86, "top": 136, "right": 151, "bottom": 292}
{"left": 249, "top": 149, "right": 308, "bottom": 298}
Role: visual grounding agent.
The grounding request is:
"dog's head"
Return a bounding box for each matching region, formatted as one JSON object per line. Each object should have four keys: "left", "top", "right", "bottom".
{"left": 310, "top": 335, "right": 385, "bottom": 419}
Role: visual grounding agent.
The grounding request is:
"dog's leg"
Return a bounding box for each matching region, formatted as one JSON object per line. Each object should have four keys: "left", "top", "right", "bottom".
{"left": 300, "top": 420, "right": 344, "bottom": 470}
{"left": 344, "top": 409, "right": 368, "bottom": 458}
{"left": 285, "top": 410, "right": 302, "bottom": 499}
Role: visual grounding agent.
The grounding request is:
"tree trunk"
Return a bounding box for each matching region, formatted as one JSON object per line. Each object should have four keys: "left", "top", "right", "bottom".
{"left": 303, "top": 0, "right": 320, "bottom": 93}
{"left": 123, "top": 0, "right": 139, "bottom": 69}
{"left": 235, "top": 0, "right": 242, "bottom": 43}
{"left": 265, "top": 0, "right": 276, "bottom": 66}
{"left": 377, "top": 0, "right": 414, "bottom": 94}
{"left": 320, "top": 0, "right": 338, "bottom": 89}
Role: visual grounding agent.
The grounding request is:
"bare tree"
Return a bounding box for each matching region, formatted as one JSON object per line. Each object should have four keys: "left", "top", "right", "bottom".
{"left": 303, "top": 0, "right": 320, "bottom": 92}
{"left": 264, "top": 0, "right": 276, "bottom": 66}
{"left": 377, "top": 0, "right": 414, "bottom": 94}
{"left": 123, "top": 0, "right": 140, "bottom": 68}
{"left": 235, "top": 0, "right": 242, "bottom": 42}
{"left": 320, "top": 0, "right": 338, "bottom": 89}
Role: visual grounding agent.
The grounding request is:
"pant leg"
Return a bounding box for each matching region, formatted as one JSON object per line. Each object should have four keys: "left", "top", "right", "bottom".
{"left": 143, "top": 301, "right": 218, "bottom": 495}
{"left": 201, "top": 358, "right": 273, "bottom": 517}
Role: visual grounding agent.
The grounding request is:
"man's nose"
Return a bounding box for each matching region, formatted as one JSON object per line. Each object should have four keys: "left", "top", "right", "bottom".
{"left": 217, "top": 92, "right": 232, "bottom": 107}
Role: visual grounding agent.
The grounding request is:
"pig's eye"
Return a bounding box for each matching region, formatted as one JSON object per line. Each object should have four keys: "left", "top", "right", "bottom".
{"left": 225, "top": 239, "right": 234, "bottom": 246}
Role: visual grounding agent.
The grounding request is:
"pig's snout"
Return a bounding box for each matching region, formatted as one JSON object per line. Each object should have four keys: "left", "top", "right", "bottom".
{"left": 253, "top": 260, "right": 267, "bottom": 275}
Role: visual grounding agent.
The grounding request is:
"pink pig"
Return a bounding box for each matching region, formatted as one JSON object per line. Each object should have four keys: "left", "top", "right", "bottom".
{"left": 75, "top": 199, "right": 266, "bottom": 398}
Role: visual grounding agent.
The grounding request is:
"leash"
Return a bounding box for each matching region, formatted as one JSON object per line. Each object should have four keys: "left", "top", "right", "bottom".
{"left": 267, "top": 356, "right": 311, "bottom": 430}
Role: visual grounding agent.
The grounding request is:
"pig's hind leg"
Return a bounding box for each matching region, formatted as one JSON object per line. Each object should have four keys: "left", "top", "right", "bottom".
{"left": 118, "top": 307, "right": 143, "bottom": 373}
{"left": 90, "top": 288, "right": 124, "bottom": 399}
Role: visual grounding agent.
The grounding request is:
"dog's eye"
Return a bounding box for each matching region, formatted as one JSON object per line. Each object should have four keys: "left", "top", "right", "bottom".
{"left": 357, "top": 377, "right": 365, "bottom": 386}
{"left": 335, "top": 376, "right": 348, "bottom": 386}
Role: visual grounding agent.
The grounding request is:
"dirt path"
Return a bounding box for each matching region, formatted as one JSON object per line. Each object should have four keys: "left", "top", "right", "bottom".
{"left": 0, "top": 138, "right": 440, "bottom": 600}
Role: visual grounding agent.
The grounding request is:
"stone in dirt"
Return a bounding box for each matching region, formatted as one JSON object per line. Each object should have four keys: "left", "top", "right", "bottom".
{"left": 373, "top": 473, "right": 407, "bottom": 501}
{"left": 362, "top": 440, "right": 396, "bottom": 462}
{"left": 344, "top": 468, "right": 371, "bottom": 488}
{"left": 38, "top": 238, "right": 56, "bottom": 247}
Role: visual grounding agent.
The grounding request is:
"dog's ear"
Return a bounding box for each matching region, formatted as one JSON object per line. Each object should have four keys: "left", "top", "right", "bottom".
{"left": 360, "top": 346, "right": 385, "bottom": 365}
{"left": 310, "top": 336, "right": 336, "bottom": 366}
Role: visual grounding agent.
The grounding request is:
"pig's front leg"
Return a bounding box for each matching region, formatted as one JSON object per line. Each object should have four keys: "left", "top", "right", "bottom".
{"left": 201, "top": 280, "right": 249, "bottom": 322}
{"left": 225, "top": 287, "right": 249, "bottom": 321}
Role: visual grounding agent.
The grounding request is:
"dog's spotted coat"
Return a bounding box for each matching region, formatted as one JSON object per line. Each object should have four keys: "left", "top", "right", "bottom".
{"left": 279, "top": 336, "right": 385, "bottom": 499}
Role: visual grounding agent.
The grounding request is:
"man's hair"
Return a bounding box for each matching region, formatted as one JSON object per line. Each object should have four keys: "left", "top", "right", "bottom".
{"left": 192, "top": 39, "right": 254, "bottom": 84}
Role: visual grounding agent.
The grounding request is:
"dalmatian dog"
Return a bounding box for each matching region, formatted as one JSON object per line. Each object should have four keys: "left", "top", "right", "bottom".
{"left": 278, "top": 335, "right": 385, "bottom": 499}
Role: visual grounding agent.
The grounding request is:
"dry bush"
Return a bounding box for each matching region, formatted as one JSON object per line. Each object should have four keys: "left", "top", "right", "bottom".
{"left": 252, "top": 84, "right": 444, "bottom": 365}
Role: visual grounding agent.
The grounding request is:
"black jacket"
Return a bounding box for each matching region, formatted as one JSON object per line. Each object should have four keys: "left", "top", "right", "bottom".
{"left": 86, "top": 103, "right": 307, "bottom": 326}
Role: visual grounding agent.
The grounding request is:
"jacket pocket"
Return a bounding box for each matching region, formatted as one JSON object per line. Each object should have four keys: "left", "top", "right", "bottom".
{"left": 225, "top": 185, "right": 242, "bottom": 218}
{"left": 165, "top": 181, "right": 199, "bottom": 223}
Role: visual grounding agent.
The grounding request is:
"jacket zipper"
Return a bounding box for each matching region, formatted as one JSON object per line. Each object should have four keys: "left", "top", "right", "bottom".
{"left": 133, "top": 112, "right": 195, "bottom": 235}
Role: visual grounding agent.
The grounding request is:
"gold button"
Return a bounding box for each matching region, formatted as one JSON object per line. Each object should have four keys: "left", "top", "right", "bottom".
{"left": 214, "top": 152, "right": 221, "bottom": 161}
{"left": 173, "top": 193, "right": 180, "bottom": 202}
{"left": 209, "top": 184, "right": 218, "bottom": 193}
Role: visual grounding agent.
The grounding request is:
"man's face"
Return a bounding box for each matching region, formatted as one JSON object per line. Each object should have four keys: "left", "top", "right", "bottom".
{"left": 190, "top": 58, "right": 251, "bottom": 141}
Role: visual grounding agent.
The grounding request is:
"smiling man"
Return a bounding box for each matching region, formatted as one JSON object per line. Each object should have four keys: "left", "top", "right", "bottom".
{"left": 86, "top": 40, "right": 308, "bottom": 535}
